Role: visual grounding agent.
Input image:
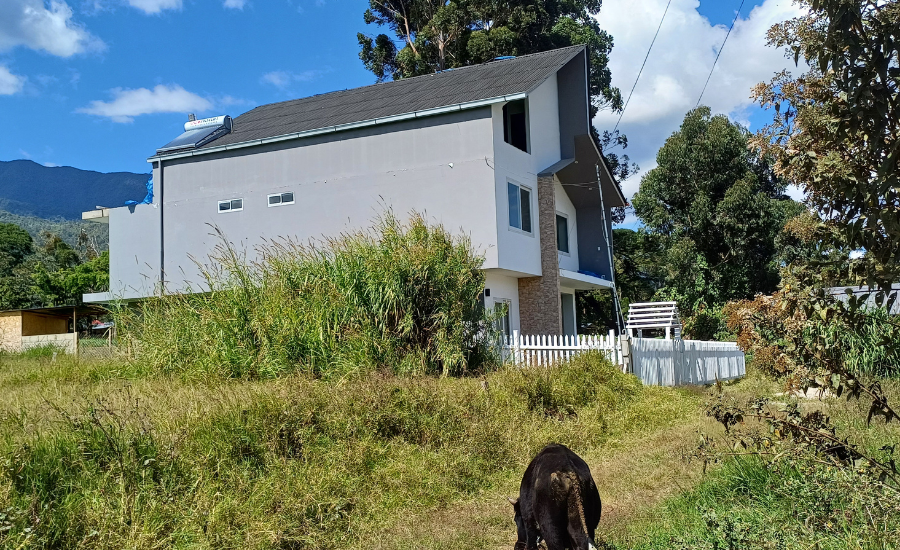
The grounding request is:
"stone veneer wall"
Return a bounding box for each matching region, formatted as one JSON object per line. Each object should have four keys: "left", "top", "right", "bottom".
{"left": 518, "top": 175, "right": 562, "bottom": 335}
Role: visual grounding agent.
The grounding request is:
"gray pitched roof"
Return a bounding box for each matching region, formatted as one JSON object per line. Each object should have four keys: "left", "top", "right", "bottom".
{"left": 194, "top": 45, "right": 585, "bottom": 151}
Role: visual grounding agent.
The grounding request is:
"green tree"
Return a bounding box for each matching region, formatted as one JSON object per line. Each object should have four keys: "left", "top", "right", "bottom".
{"left": 357, "top": 0, "right": 622, "bottom": 116}
{"left": 632, "top": 107, "right": 803, "bottom": 312}
{"left": 751, "top": 0, "right": 900, "bottom": 298}
{"left": 31, "top": 251, "right": 109, "bottom": 307}
{"left": 0, "top": 222, "right": 33, "bottom": 276}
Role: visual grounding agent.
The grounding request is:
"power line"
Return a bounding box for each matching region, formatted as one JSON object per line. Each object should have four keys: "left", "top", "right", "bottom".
{"left": 614, "top": 0, "right": 673, "bottom": 132}
{"left": 696, "top": 0, "right": 746, "bottom": 108}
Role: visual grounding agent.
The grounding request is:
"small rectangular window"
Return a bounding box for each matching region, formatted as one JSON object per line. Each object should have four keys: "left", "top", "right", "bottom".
{"left": 507, "top": 182, "right": 532, "bottom": 233}
{"left": 268, "top": 192, "right": 295, "bottom": 207}
{"left": 556, "top": 214, "right": 569, "bottom": 253}
{"left": 503, "top": 99, "right": 529, "bottom": 153}
{"left": 218, "top": 198, "right": 243, "bottom": 213}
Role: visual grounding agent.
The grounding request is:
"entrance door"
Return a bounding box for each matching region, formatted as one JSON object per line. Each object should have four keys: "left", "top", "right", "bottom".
{"left": 560, "top": 293, "right": 576, "bottom": 336}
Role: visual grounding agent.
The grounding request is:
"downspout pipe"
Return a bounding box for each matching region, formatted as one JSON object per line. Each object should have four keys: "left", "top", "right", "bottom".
{"left": 158, "top": 159, "right": 165, "bottom": 294}
{"left": 596, "top": 164, "right": 623, "bottom": 335}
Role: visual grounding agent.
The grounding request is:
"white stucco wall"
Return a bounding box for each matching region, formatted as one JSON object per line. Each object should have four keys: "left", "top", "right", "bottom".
{"left": 484, "top": 269, "right": 521, "bottom": 333}
{"left": 491, "top": 76, "right": 562, "bottom": 277}
{"left": 141, "top": 110, "right": 499, "bottom": 295}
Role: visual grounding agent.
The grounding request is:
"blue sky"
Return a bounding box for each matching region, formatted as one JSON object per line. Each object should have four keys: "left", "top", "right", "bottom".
{"left": 0, "top": 0, "right": 794, "bottom": 180}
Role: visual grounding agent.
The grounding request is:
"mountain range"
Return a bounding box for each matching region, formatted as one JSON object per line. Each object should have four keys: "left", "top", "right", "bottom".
{"left": 0, "top": 160, "right": 148, "bottom": 220}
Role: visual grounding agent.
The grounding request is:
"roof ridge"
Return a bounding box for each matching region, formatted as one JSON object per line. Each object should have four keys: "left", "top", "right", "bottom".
{"left": 248, "top": 44, "right": 586, "bottom": 114}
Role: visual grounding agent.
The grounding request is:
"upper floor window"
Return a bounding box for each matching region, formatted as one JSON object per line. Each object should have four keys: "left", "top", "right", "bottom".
{"left": 268, "top": 192, "right": 295, "bottom": 207}
{"left": 556, "top": 214, "right": 570, "bottom": 253}
{"left": 503, "top": 99, "right": 529, "bottom": 153}
{"left": 508, "top": 182, "right": 532, "bottom": 233}
{"left": 218, "top": 198, "right": 243, "bottom": 213}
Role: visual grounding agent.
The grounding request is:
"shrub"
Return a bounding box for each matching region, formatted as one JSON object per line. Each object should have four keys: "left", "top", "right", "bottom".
{"left": 116, "top": 213, "right": 498, "bottom": 379}
{"left": 725, "top": 293, "right": 900, "bottom": 379}
{"left": 682, "top": 304, "right": 733, "bottom": 341}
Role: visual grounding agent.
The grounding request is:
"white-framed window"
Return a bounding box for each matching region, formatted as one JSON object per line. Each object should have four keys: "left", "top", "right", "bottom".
{"left": 268, "top": 192, "right": 295, "bottom": 207}
{"left": 507, "top": 181, "right": 532, "bottom": 233}
{"left": 218, "top": 198, "right": 243, "bottom": 213}
{"left": 556, "top": 213, "right": 570, "bottom": 254}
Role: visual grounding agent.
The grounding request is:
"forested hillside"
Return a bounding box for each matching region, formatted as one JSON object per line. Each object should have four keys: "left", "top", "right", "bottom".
{"left": 0, "top": 160, "right": 147, "bottom": 220}
{"left": 0, "top": 210, "right": 108, "bottom": 251}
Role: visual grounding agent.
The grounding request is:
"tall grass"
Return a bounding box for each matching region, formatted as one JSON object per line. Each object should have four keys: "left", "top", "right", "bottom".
{"left": 821, "top": 306, "right": 900, "bottom": 378}
{"left": 0, "top": 352, "right": 684, "bottom": 549}
{"left": 117, "top": 213, "right": 497, "bottom": 379}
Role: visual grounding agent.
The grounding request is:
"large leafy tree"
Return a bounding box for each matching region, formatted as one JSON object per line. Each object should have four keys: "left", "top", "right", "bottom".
{"left": 751, "top": 0, "right": 900, "bottom": 298}
{"left": 357, "top": 1, "right": 622, "bottom": 117}
{"left": 632, "top": 107, "right": 803, "bottom": 311}
{"left": 704, "top": 2, "right": 900, "bottom": 494}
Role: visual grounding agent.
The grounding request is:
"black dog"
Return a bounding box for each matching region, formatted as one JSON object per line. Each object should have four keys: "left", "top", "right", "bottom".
{"left": 509, "top": 443, "right": 601, "bottom": 550}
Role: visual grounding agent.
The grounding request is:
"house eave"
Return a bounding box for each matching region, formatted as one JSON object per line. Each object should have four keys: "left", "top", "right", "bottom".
{"left": 559, "top": 269, "right": 615, "bottom": 291}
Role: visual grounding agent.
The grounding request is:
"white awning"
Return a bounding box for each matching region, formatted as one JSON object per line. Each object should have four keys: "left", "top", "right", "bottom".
{"left": 559, "top": 269, "right": 614, "bottom": 290}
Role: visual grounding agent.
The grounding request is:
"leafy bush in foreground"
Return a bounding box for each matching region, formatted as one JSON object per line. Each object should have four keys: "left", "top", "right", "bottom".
{"left": 117, "top": 213, "right": 497, "bottom": 378}
{"left": 726, "top": 293, "right": 900, "bottom": 379}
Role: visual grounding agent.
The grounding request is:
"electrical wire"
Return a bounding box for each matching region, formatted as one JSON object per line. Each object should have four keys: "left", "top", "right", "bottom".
{"left": 696, "top": 0, "right": 746, "bottom": 108}
{"left": 614, "top": 0, "right": 673, "bottom": 132}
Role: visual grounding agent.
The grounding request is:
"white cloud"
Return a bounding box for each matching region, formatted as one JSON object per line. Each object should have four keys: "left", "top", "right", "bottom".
{"left": 0, "top": 0, "right": 104, "bottom": 57}
{"left": 594, "top": 0, "right": 807, "bottom": 201}
{"left": 77, "top": 84, "right": 214, "bottom": 123}
{"left": 125, "top": 0, "right": 182, "bottom": 15}
{"left": 43, "top": 162, "right": 59, "bottom": 167}
{"left": 261, "top": 71, "right": 291, "bottom": 88}
{"left": 260, "top": 69, "right": 323, "bottom": 89}
{"left": 223, "top": 0, "right": 247, "bottom": 9}
{"left": 0, "top": 65, "right": 25, "bottom": 95}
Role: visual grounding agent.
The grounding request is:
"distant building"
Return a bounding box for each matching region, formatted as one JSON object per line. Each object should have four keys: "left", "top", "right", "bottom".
{"left": 827, "top": 284, "right": 900, "bottom": 315}
{"left": 83, "top": 46, "right": 626, "bottom": 336}
{"left": 0, "top": 306, "right": 105, "bottom": 354}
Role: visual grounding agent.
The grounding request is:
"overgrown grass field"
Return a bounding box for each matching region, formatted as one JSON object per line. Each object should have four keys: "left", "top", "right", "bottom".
{"left": 0, "top": 352, "right": 703, "bottom": 549}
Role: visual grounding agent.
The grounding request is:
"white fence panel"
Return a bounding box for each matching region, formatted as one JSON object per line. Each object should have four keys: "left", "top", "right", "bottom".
{"left": 501, "top": 332, "right": 745, "bottom": 387}
{"left": 502, "top": 330, "right": 624, "bottom": 369}
{"left": 632, "top": 338, "right": 677, "bottom": 386}
{"left": 632, "top": 339, "right": 745, "bottom": 386}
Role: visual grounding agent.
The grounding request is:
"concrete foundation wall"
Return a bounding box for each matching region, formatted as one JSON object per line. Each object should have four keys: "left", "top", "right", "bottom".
{"left": 22, "top": 334, "right": 77, "bottom": 355}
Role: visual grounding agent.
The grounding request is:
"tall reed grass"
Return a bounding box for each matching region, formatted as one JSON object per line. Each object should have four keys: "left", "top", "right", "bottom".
{"left": 116, "top": 213, "right": 498, "bottom": 379}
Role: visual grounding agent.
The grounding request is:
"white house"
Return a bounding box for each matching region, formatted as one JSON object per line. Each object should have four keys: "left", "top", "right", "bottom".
{"left": 84, "top": 45, "right": 627, "bottom": 336}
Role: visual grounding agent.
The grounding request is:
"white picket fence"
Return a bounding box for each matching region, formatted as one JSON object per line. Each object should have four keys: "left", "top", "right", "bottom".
{"left": 502, "top": 330, "right": 624, "bottom": 368}
{"left": 501, "top": 331, "right": 745, "bottom": 387}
